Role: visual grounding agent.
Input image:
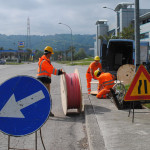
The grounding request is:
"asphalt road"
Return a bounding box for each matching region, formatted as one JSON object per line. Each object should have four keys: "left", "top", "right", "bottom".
{"left": 0, "top": 62, "right": 89, "bottom": 150}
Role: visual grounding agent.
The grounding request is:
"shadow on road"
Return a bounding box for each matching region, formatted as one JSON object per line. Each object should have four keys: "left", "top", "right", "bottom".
{"left": 48, "top": 112, "right": 85, "bottom": 123}
{"left": 85, "top": 104, "right": 111, "bottom": 115}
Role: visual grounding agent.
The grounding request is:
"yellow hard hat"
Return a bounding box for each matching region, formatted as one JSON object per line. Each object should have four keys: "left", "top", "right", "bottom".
{"left": 94, "top": 56, "right": 100, "bottom": 61}
{"left": 94, "top": 70, "right": 100, "bottom": 77}
{"left": 44, "top": 46, "right": 54, "bottom": 54}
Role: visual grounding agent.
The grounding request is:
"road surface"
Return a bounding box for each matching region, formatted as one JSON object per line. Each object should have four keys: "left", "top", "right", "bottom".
{"left": 0, "top": 62, "right": 89, "bottom": 150}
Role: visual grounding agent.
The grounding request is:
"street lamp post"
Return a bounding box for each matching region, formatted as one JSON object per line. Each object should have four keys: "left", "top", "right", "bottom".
{"left": 59, "top": 22, "right": 73, "bottom": 63}
{"left": 103, "top": 3, "right": 140, "bottom": 68}
{"left": 103, "top": 6, "right": 119, "bottom": 36}
{"left": 134, "top": 0, "right": 140, "bottom": 69}
{"left": 102, "top": 6, "right": 116, "bottom": 12}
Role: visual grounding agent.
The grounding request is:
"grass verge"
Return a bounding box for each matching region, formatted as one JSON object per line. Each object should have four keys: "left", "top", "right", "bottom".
{"left": 6, "top": 62, "right": 24, "bottom": 65}
{"left": 57, "top": 57, "right": 93, "bottom": 66}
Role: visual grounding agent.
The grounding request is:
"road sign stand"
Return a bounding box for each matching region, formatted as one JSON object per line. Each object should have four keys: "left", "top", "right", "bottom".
{"left": 35, "top": 131, "right": 38, "bottom": 150}
{"left": 8, "top": 135, "right": 10, "bottom": 150}
{"left": 128, "top": 101, "right": 135, "bottom": 123}
{"left": 128, "top": 102, "right": 132, "bottom": 117}
{"left": 7, "top": 131, "right": 38, "bottom": 150}
{"left": 7, "top": 128, "right": 47, "bottom": 150}
{"left": 132, "top": 102, "right": 135, "bottom": 123}
{"left": 124, "top": 65, "right": 150, "bottom": 123}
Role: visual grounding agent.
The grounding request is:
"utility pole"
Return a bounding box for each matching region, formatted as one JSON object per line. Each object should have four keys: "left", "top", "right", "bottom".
{"left": 135, "top": 0, "right": 140, "bottom": 69}
{"left": 27, "top": 17, "right": 31, "bottom": 49}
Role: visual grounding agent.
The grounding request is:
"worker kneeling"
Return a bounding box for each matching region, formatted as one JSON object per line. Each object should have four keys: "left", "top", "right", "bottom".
{"left": 94, "top": 70, "right": 115, "bottom": 99}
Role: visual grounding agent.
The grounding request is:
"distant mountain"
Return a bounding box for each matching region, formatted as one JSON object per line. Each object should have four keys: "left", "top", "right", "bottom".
{"left": 0, "top": 34, "right": 95, "bottom": 56}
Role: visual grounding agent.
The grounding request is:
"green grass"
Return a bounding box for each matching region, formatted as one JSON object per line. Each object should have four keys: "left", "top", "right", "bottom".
{"left": 125, "top": 84, "right": 130, "bottom": 91}
{"left": 57, "top": 57, "right": 93, "bottom": 66}
{"left": 6, "top": 62, "right": 24, "bottom": 65}
{"left": 143, "top": 103, "right": 150, "bottom": 109}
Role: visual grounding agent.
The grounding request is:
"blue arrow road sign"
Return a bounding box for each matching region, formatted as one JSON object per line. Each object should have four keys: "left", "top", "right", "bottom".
{"left": 0, "top": 76, "right": 51, "bottom": 136}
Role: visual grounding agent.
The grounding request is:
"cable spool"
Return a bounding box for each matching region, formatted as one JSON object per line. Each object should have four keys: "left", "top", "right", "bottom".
{"left": 117, "top": 64, "right": 135, "bottom": 85}
{"left": 60, "top": 69, "right": 82, "bottom": 115}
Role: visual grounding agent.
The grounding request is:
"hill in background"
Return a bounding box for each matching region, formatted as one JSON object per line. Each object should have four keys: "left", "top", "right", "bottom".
{"left": 0, "top": 34, "right": 95, "bottom": 56}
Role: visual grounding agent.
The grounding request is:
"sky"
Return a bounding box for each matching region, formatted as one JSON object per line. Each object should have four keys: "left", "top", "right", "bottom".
{"left": 0, "top": 0, "right": 149, "bottom": 35}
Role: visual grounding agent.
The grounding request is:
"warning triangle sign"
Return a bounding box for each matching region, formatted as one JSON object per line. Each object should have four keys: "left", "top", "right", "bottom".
{"left": 124, "top": 65, "right": 150, "bottom": 101}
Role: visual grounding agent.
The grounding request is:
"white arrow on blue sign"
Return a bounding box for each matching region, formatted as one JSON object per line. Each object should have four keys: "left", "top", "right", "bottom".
{"left": 0, "top": 76, "right": 51, "bottom": 136}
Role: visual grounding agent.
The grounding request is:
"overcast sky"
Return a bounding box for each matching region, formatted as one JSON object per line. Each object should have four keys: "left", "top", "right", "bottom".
{"left": 0, "top": 0, "right": 149, "bottom": 35}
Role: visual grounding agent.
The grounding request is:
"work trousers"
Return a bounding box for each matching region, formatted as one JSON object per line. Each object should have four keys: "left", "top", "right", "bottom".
{"left": 86, "top": 73, "right": 92, "bottom": 94}
{"left": 43, "top": 83, "right": 53, "bottom": 111}
{"left": 86, "top": 73, "right": 98, "bottom": 94}
{"left": 96, "top": 84, "right": 114, "bottom": 99}
{"left": 43, "top": 83, "right": 50, "bottom": 93}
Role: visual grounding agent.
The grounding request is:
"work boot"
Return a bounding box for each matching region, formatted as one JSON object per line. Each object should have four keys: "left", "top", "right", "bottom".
{"left": 88, "top": 91, "right": 91, "bottom": 95}
{"left": 49, "top": 112, "right": 54, "bottom": 117}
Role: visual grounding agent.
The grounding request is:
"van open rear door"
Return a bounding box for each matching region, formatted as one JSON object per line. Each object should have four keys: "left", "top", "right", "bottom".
{"left": 105, "top": 39, "right": 134, "bottom": 71}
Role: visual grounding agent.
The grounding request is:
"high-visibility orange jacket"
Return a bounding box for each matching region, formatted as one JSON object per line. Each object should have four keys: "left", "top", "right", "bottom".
{"left": 86, "top": 61, "right": 102, "bottom": 79}
{"left": 37, "top": 55, "right": 59, "bottom": 80}
{"left": 98, "top": 72, "right": 115, "bottom": 89}
{"left": 96, "top": 72, "right": 115, "bottom": 99}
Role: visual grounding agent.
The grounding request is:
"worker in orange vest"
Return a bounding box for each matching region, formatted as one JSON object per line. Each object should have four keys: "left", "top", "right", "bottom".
{"left": 37, "top": 46, "right": 65, "bottom": 117}
{"left": 86, "top": 56, "right": 102, "bottom": 94}
{"left": 94, "top": 70, "right": 115, "bottom": 99}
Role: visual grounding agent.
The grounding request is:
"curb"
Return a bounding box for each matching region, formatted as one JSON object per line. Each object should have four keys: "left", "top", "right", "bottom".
{"left": 84, "top": 94, "right": 106, "bottom": 150}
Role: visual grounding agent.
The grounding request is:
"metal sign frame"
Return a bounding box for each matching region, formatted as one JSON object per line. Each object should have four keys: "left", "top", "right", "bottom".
{"left": 7, "top": 128, "right": 46, "bottom": 150}
{"left": 124, "top": 65, "right": 150, "bottom": 101}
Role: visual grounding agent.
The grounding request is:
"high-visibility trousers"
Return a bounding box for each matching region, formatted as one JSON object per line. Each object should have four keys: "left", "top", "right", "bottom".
{"left": 96, "top": 84, "right": 114, "bottom": 99}
{"left": 86, "top": 73, "right": 92, "bottom": 94}
{"left": 86, "top": 73, "right": 99, "bottom": 94}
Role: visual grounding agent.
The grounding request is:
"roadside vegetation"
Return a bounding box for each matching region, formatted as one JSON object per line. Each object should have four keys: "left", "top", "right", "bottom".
{"left": 125, "top": 84, "right": 130, "bottom": 91}
{"left": 6, "top": 62, "right": 24, "bottom": 65}
{"left": 143, "top": 103, "right": 150, "bottom": 109}
{"left": 57, "top": 57, "right": 93, "bottom": 66}
{"left": 55, "top": 47, "right": 94, "bottom": 65}
{"left": 99, "top": 24, "right": 134, "bottom": 42}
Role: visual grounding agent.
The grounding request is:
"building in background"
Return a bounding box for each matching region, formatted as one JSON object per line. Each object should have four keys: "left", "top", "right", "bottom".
{"left": 95, "top": 20, "right": 108, "bottom": 56}
{"left": 140, "top": 12, "right": 150, "bottom": 43}
{"left": 95, "top": 2, "right": 150, "bottom": 57}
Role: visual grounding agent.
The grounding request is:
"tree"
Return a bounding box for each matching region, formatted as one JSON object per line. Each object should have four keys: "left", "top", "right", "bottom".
{"left": 74, "top": 48, "right": 87, "bottom": 60}
{"left": 99, "top": 33, "right": 115, "bottom": 42}
{"left": 34, "top": 50, "right": 43, "bottom": 60}
{"left": 98, "top": 24, "right": 134, "bottom": 41}
{"left": 26, "top": 48, "right": 32, "bottom": 61}
{"left": 52, "top": 51, "right": 62, "bottom": 61}
{"left": 120, "top": 24, "right": 134, "bottom": 40}
{"left": 68, "top": 46, "right": 76, "bottom": 60}
{"left": 64, "top": 49, "right": 70, "bottom": 60}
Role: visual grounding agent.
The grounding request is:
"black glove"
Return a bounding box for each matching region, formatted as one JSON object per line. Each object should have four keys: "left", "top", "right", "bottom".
{"left": 58, "top": 69, "right": 63, "bottom": 75}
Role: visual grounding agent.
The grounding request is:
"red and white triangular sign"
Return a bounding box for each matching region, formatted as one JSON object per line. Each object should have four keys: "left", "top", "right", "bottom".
{"left": 124, "top": 65, "right": 150, "bottom": 101}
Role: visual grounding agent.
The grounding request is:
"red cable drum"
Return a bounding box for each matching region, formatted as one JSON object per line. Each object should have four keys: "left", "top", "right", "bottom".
{"left": 60, "top": 69, "right": 82, "bottom": 115}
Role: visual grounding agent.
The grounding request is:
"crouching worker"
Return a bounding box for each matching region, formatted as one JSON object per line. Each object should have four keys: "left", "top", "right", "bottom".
{"left": 94, "top": 70, "right": 115, "bottom": 99}
{"left": 37, "top": 46, "right": 65, "bottom": 117}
